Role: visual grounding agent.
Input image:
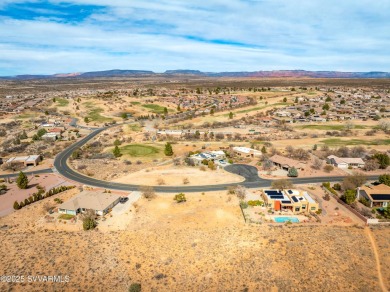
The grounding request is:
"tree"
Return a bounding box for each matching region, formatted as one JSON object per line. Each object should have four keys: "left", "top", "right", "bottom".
{"left": 19, "top": 130, "right": 28, "bottom": 139}
{"left": 140, "top": 186, "right": 156, "bottom": 199}
{"left": 363, "top": 159, "right": 379, "bottom": 171}
{"left": 287, "top": 167, "right": 298, "bottom": 177}
{"left": 261, "top": 146, "right": 267, "bottom": 154}
{"left": 283, "top": 97, "right": 287, "bottom": 102}
{"left": 114, "top": 139, "right": 121, "bottom": 146}
{"left": 84, "top": 117, "right": 90, "bottom": 124}
{"left": 325, "top": 96, "right": 332, "bottom": 102}
{"left": 37, "top": 128, "right": 47, "bottom": 137}
{"left": 174, "top": 193, "right": 186, "bottom": 203}
{"left": 210, "top": 108, "right": 214, "bottom": 115}
{"left": 113, "top": 145, "right": 121, "bottom": 158}
{"left": 235, "top": 185, "right": 247, "bottom": 200}
{"left": 312, "top": 157, "right": 323, "bottom": 170}
{"left": 322, "top": 103, "right": 330, "bottom": 111}
{"left": 163, "top": 107, "right": 168, "bottom": 116}
{"left": 379, "top": 174, "right": 390, "bottom": 186}
{"left": 313, "top": 144, "right": 317, "bottom": 151}
{"left": 229, "top": 112, "right": 234, "bottom": 119}
{"left": 208, "top": 160, "right": 216, "bottom": 170}
{"left": 13, "top": 201, "right": 20, "bottom": 210}
{"left": 121, "top": 113, "right": 128, "bottom": 119}
{"left": 82, "top": 209, "right": 97, "bottom": 231}
{"left": 16, "top": 171, "right": 28, "bottom": 189}
{"left": 271, "top": 179, "right": 293, "bottom": 190}
{"left": 373, "top": 153, "right": 390, "bottom": 169}
{"left": 342, "top": 172, "right": 367, "bottom": 190}
{"left": 164, "top": 142, "right": 173, "bottom": 156}
{"left": 342, "top": 189, "right": 356, "bottom": 205}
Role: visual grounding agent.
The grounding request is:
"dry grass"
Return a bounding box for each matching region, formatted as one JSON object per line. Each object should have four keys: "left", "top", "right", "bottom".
{"left": 0, "top": 191, "right": 387, "bottom": 291}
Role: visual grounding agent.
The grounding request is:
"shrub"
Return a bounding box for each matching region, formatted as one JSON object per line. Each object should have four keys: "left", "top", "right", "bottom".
{"left": 173, "top": 193, "right": 186, "bottom": 203}
{"left": 333, "top": 183, "right": 341, "bottom": 191}
{"left": 341, "top": 189, "right": 356, "bottom": 205}
{"left": 323, "top": 165, "right": 334, "bottom": 173}
{"left": 139, "top": 186, "right": 156, "bottom": 199}
{"left": 247, "top": 200, "right": 263, "bottom": 206}
{"left": 240, "top": 201, "right": 248, "bottom": 209}
{"left": 83, "top": 218, "right": 97, "bottom": 231}
{"left": 129, "top": 283, "right": 141, "bottom": 292}
{"left": 316, "top": 209, "right": 322, "bottom": 215}
{"left": 13, "top": 201, "right": 20, "bottom": 210}
{"left": 287, "top": 167, "right": 298, "bottom": 177}
{"left": 183, "top": 177, "right": 190, "bottom": 185}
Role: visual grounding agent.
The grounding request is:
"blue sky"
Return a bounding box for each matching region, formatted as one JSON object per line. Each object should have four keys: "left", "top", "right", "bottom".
{"left": 0, "top": 0, "right": 389, "bottom": 75}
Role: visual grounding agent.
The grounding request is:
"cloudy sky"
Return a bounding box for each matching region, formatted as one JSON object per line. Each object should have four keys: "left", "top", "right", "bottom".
{"left": 1, "top": 0, "right": 389, "bottom": 75}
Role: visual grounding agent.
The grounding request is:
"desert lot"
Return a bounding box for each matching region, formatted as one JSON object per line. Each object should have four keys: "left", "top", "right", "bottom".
{"left": 112, "top": 165, "right": 244, "bottom": 186}
{"left": 0, "top": 189, "right": 388, "bottom": 291}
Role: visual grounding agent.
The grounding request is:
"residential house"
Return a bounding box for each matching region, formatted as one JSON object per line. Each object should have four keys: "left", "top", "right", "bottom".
{"left": 261, "top": 189, "right": 319, "bottom": 214}
{"left": 233, "top": 147, "right": 262, "bottom": 158}
{"left": 327, "top": 155, "right": 365, "bottom": 169}
{"left": 357, "top": 184, "right": 390, "bottom": 208}
{"left": 189, "top": 150, "right": 227, "bottom": 166}
{"left": 58, "top": 190, "right": 121, "bottom": 216}
{"left": 6, "top": 155, "right": 41, "bottom": 167}
{"left": 269, "top": 154, "right": 307, "bottom": 171}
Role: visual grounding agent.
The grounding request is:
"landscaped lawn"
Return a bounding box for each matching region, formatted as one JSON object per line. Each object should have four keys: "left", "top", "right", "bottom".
{"left": 58, "top": 214, "right": 75, "bottom": 220}
{"left": 56, "top": 98, "right": 69, "bottom": 107}
{"left": 296, "top": 124, "right": 368, "bottom": 131}
{"left": 320, "top": 138, "right": 390, "bottom": 146}
{"left": 86, "top": 107, "right": 113, "bottom": 122}
{"left": 221, "top": 102, "right": 290, "bottom": 116}
{"left": 131, "top": 101, "right": 141, "bottom": 105}
{"left": 127, "top": 123, "right": 142, "bottom": 132}
{"left": 142, "top": 104, "right": 166, "bottom": 114}
{"left": 120, "top": 144, "right": 161, "bottom": 157}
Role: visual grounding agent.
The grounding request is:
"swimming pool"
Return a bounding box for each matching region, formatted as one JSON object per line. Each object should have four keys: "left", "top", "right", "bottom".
{"left": 274, "top": 216, "right": 300, "bottom": 223}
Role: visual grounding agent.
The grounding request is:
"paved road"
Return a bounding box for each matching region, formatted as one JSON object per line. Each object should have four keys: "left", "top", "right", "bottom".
{"left": 52, "top": 123, "right": 380, "bottom": 192}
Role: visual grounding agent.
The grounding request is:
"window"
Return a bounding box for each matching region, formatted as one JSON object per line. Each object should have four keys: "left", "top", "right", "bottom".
{"left": 302, "top": 205, "right": 306, "bottom": 209}
{"left": 295, "top": 207, "right": 300, "bottom": 212}
{"left": 311, "top": 207, "right": 316, "bottom": 210}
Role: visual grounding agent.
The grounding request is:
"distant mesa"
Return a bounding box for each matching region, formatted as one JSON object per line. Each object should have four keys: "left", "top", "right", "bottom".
{"left": 1, "top": 69, "right": 390, "bottom": 80}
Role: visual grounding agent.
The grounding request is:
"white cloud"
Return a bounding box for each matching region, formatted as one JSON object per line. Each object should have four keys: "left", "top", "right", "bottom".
{"left": 0, "top": 0, "right": 389, "bottom": 75}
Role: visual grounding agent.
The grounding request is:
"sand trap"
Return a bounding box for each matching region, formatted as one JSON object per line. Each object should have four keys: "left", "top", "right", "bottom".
{"left": 111, "top": 166, "right": 244, "bottom": 186}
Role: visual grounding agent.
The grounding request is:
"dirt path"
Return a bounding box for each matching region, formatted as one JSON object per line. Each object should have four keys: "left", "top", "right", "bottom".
{"left": 365, "top": 227, "right": 388, "bottom": 292}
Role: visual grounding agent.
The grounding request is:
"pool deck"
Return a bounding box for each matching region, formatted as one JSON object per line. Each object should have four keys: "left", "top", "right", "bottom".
{"left": 266, "top": 214, "right": 309, "bottom": 223}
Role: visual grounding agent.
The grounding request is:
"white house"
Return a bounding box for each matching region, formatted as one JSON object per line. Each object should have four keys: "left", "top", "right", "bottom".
{"left": 233, "top": 147, "right": 262, "bottom": 158}
{"left": 326, "top": 155, "right": 365, "bottom": 169}
{"left": 189, "top": 150, "right": 226, "bottom": 166}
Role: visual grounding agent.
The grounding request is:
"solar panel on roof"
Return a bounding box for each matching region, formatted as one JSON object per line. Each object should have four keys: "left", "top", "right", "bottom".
{"left": 291, "top": 196, "right": 298, "bottom": 202}
{"left": 288, "top": 190, "right": 293, "bottom": 194}
{"left": 281, "top": 200, "right": 291, "bottom": 204}
{"left": 370, "top": 194, "right": 390, "bottom": 201}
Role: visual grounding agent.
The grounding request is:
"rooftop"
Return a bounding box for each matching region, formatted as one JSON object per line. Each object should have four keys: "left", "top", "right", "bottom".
{"left": 59, "top": 191, "right": 120, "bottom": 211}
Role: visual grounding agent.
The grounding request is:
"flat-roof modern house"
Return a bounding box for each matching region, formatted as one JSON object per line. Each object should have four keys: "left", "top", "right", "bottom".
{"left": 233, "top": 147, "right": 262, "bottom": 158}
{"left": 269, "top": 154, "right": 306, "bottom": 171}
{"left": 261, "top": 189, "right": 319, "bottom": 214}
{"left": 6, "top": 155, "right": 41, "bottom": 167}
{"left": 327, "top": 155, "right": 365, "bottom": 169}
{"left": 58, "top": 191, "right": 121, "bottom": 216}
{"left": 357, "top": 184, "right": 390, "bottom": 208}
{"left": 189, "top": 150, "right": 227, "bottom": 166}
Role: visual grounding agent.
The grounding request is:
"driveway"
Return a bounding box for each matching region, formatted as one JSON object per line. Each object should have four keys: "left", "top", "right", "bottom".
{"left": 224, "top": 164, "right": 261, "bottom": 182}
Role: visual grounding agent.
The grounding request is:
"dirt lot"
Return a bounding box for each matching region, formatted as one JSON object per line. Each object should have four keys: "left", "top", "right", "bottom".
{"left": 0, "top": 173, "right": 75, "bottom": 217}
{"left": 112, "top": 165, "right": 244, "bottom": 186}
{"left": 0, "top": 190, "right": 387, "bottom": 291}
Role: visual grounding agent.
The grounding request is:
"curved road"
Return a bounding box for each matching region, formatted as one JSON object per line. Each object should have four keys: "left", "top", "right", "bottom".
{"left": 50, "top": 123, "right": 380, "bottom": 193}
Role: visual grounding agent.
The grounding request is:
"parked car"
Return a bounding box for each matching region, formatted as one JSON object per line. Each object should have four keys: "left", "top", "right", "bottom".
{"left": 119, "top": 197, "right": 129, "bottom": 204}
